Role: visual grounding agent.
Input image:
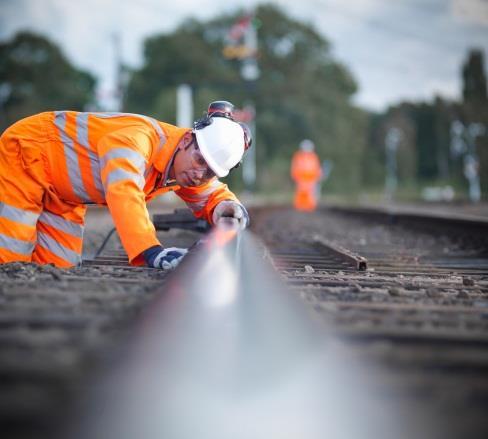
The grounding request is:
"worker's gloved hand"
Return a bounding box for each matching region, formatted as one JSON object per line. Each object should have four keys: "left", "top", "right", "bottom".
{"left": 212, "top": 200, "right": 249, "bottom": 229}
{"left": 143, "top": 245, "right": 188, "bottom": 270}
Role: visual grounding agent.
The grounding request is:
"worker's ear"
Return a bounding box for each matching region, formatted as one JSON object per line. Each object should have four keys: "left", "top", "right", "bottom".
{"left": 181, "top": 132, "right": 193, "bottom": 150}
{"left": 176, "top": 132, "right": 192, "bottom": 151}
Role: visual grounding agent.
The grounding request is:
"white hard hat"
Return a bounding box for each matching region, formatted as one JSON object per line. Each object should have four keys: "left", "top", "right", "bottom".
{"left": 300, "top": 139, "right": 315, "bottom": 151}
{"left": 194, "top": 117, "right": 245, "bottom": 178}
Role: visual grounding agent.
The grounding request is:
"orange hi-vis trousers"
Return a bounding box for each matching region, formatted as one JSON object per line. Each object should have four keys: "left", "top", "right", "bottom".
{"left": 294, "top": 181, "right": 319, "bottom": 212}
{"left": 0, "top": 128, "right": 85, "bottom": 267}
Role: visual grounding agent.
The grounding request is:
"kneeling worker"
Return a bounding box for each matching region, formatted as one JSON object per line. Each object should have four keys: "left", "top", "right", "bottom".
{"left": 0, "top": 101, "right": 251, "bottom": 269}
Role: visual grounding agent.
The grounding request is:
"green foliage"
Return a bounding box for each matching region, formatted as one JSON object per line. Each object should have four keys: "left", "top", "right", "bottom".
{"left": 0, "top": 32, "right": 96, "bottom": 131}
{"left": 463, "top": 49, "right": 488, "bottom": 106}
{"left": 368, "top": 99, "right": 461, "bottom": 182}
{"left": 361, "top": 112, "right": 385, "bottom": 187}
{"left": 364, "top": 49, "right": 488, "bottom": 201}
{"left": 125, "top": 4, "right": 367, "bottom": 192}
{"left": 1, "top": 15, "right": 484, "bottom": 200}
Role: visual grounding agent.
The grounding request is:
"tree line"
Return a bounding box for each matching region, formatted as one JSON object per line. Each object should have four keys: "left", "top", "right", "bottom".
{"left": 1, "top": 4, "right": 486, "bottom": 199}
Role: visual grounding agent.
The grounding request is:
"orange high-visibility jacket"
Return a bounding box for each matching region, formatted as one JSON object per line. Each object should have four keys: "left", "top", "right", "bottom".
{"left": 1, "top": 111, "right": 238, "bottom": 264}
{"left": 291, "top": 150, "right": 322, "bottom": 183}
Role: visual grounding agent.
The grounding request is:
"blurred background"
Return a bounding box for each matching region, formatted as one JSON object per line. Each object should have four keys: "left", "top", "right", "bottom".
{"left": 1, "top": 0, "right": 487, "bottom": 204}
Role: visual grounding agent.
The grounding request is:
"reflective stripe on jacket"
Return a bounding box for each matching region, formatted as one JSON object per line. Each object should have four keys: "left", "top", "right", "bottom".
{"left": 7, "top": 111, "right": 238, "bottom": 263}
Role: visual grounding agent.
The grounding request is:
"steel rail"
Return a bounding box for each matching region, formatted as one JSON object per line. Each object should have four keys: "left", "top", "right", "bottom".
{"left": 74, "top": 220, "right": 414, "bottom": 439}
{"left": 328, "top": 205, "right": 488, "bottom": 233}
{"left": 312, "top": 236, "right": 368, "bottom": 270}
{"left": 302, "top": 206, "right": 488, "bottom": 276}
{"left": 252, "top": 206, "right": 488, "bottom": 439}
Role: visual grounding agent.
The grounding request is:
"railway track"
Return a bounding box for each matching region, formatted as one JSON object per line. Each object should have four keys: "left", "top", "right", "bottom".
{"left": 1, "top": 204, "right": 488, "bottom": 439}
{"left": 253, "top": 206, "right": 488, "bottom": 439}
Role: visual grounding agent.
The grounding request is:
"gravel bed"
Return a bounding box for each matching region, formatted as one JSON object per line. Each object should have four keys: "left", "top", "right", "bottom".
{"left": 250, "top": 206, "right": 488, "bottom": 439}
{"left": 0, "top": 221, "right": 202, "bottom": 439}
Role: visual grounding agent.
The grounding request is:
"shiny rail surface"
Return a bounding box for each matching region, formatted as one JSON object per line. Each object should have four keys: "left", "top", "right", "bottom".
{"left": 74, "top": 220, "right": 408, "bottom": 439}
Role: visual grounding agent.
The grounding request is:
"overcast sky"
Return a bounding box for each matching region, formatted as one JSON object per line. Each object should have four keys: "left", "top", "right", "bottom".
{"left": 1, "top": 0, "right": 487, "bottom": 111}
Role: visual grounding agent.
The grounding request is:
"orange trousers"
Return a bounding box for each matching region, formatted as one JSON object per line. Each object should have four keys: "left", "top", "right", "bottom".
{"left": 293, "top": 181, "right": 318, "bottom": 212}
{"left": 0, "top": 126, "right": 85, "bottom": 267}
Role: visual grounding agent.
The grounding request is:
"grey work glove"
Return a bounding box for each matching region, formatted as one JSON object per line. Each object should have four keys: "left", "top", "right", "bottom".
{"left": 144, "top": 246, "right": 188, "bottom": 270}
{"left": 212, "top": 201, "right": 249, "bottom": 229}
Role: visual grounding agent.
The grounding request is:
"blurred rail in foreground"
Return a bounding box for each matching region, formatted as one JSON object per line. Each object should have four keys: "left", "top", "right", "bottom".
{"left": 74, "top": 219, "right": 409, "bottom": 439}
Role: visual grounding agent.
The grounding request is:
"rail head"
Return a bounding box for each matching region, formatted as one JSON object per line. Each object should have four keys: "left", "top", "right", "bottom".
{"left": 328, "top": 205, "right": 488, "bottom": 233}
{"left": 73, "top": 219, "right": 414, "bottom": 439}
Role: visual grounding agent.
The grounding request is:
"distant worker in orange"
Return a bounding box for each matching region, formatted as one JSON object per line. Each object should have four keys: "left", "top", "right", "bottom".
{"left": 290, "top": 139, "right": 322, "bottom": 211}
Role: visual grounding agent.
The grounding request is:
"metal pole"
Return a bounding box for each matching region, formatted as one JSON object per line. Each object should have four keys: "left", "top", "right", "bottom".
{"left": 240, "top": 14, "right": 259, "bottom": 193}
{"left": 242, "top": 103, "right": 256, "bottom": 189}
{"left": 451, "top": 120, "right": 484, "bottom": 203}
{"left": 464, "top": 123, "right": 484, "bottom": 202}
{"left": 176, "top": 84, "right": 193, "bottom": 128}
{"left": 385, "top": 127, "right": 401, "bottom": 203}
{"left": 112, "top": 33, "right": 124, "bottom": 112}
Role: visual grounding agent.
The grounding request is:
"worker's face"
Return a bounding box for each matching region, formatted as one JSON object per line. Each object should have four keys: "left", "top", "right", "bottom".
{"left": 173, "top": 132, "right": 216, "bottom": 187}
